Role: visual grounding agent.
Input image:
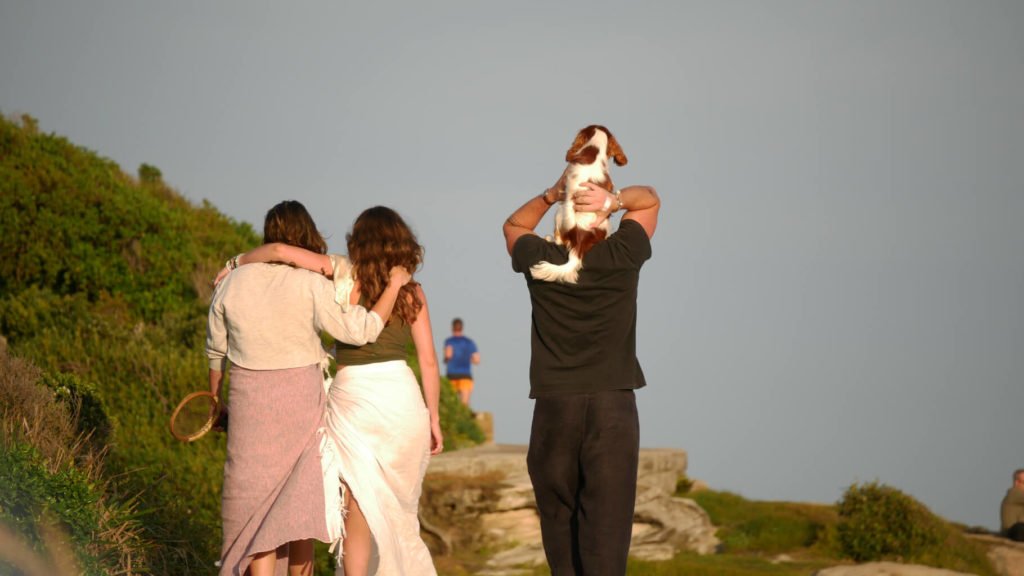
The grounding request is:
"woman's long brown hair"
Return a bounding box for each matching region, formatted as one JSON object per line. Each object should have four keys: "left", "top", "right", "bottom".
{"left": 263, "top": 200, "right": 328, "bottom": 254}
{"left": 347, "top": 206, "right": 423, "bottom": 324}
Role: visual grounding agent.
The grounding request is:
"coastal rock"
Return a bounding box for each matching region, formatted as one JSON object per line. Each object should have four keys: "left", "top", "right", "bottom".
{"left": 967, "top": 533, "right": 1024, "bottom": 576}
{"left": 813, "top": 562, "right": 976, "bottom": 576}
{"left": 632, "top": 492, "right": 720, "bottom": 558}
{"left": 422, "top": 444, "right": 719, "bottom": 572}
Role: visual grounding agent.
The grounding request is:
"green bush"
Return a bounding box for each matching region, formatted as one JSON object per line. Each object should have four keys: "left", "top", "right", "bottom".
{"left": 440, "top": 378, "right": 485, "bottom": 450}
{"left": 40, "top": 371, "right": 112, "bottom": 448}
{"left": 834, "top": 481, "right": 996, "bottom": 576}
{"left": 0, "top": 443, "right": 104, "bottom": 575}
{"left": 835, "top": 481, "right": 934, "bottom": 561}
{"left": 138, "top": 162, "right": 163, "bottom": 184}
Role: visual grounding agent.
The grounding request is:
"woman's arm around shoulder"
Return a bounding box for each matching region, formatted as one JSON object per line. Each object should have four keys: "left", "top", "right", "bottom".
{"left": 316, "top": 266, "right": 411, "bottom": 346}
{"left": 214, "top": 243, "right": 334, "bottom": 286}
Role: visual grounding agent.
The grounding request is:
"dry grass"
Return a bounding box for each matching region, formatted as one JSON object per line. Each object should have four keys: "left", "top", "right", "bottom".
{"left": 0, "top": 352, "right": 80, "bottom": 464}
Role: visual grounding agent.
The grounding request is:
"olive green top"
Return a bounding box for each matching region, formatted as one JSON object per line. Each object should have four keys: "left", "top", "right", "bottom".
{"left": 334, "top": 294, "right": 411, "bottom": 365}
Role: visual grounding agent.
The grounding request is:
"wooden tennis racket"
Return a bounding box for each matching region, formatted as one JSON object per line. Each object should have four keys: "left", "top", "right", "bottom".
{"left": 169, "top": 391, "right": 227, "bottom": 442}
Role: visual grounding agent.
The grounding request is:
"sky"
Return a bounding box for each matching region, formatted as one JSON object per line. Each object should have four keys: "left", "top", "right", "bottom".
{"left": 2, "top": 0, "right": 1022, "bottom": 531}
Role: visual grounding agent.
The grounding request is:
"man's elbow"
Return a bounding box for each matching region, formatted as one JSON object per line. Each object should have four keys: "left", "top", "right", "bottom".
{"left": 644, "top": 186, "right": 660, "bottom": 208}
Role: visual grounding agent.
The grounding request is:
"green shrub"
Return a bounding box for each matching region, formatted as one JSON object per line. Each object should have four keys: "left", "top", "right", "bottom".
{"left": 40, "top": 371, "right": 112, "bottom": 448}
{"left": 676, "top": 474, "right": 694, "bottom": 494}
{"left": 835, "top": 481, "right": 935, "bottom": 561}
{"left": 834, "top": 481, "right": 996, "bottom": 575}
{"left": 440, "top": 378, "right": 485, "bottom": 450}
{"left": 0, "top": 443, "right": 104, "bottom": 575}
{"left": 138, "top": 162, "right": 163, "bottom": 184}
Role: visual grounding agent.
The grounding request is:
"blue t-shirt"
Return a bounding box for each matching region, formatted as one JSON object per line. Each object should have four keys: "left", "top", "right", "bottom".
{"left": 445, "top": 335, "right": 478, "bottom": 379}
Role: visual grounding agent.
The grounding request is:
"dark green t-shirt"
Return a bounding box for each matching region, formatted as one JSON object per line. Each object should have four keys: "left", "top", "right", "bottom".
{"left": 511, "top": 219, "right": 651, "bottom": 398}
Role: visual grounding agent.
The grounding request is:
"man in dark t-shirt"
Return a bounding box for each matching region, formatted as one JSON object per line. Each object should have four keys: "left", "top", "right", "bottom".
{"left": 503, "top": 174, "right": 660, "bottom": 576}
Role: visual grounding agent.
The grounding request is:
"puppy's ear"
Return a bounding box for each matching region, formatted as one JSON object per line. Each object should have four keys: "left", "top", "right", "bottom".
{"left": 565, "top": 127, "right": 596, "bottom": 162}
{"left": 568, "top": 145, "right": 599, "bottom": 165}
{"left": 607, "top": 133, "right": 628, "bottom": 166}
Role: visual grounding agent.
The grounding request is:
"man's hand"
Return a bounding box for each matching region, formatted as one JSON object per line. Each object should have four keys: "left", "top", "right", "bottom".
{"left": 573, "top": 181, "right": 615, "bottom": 228}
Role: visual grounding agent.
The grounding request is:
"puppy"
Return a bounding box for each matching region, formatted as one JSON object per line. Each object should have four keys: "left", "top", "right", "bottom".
{"left": 530, "top": 125, "right": 627, "bottom": 284}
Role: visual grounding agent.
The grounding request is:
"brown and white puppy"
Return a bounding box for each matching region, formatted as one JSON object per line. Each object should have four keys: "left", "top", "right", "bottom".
{"left": 530, "top": 125, "right": 627, "bottom": 284}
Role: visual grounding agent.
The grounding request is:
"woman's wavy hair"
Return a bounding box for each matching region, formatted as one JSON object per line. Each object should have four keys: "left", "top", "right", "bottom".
{"left": 263, "top": 200, "right": 327, "bottom": 254}
{"left": 348, "top": 206, "right": 423, "bottom": 325}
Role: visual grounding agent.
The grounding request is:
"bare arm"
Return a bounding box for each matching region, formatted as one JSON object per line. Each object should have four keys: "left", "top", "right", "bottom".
{"left": 317, "top": 266, "right": 410, "bottom": 345}
{"left": 471, "top": 352, "right": 481, "bottom": 365}
{"left": 503, "top": 173, "right": 565, "bottom": 256}
{"left": 209, "top": 369, "right": 224, "bottom": 403}
{"left": 215, "top": 243, "right": 334, "bottom": 286}
{"left": 620, "top": 186, "right": 660, "bottom": 238}
{"left": 573, "top": 182, "right": 660, "bottom": 239}
{"left": 410, "top": 285, "right": 443, "bottom": 455}
{"left": 367, "top": 266, "right": 411, "bottom": 325}
{"left": 443, "top": 345, "right": 453, "bottom": 363}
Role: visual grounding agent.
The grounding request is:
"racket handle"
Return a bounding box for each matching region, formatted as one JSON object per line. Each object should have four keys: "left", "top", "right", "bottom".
{"left": 213, "top": 410, "right": 229, "bottom": 432}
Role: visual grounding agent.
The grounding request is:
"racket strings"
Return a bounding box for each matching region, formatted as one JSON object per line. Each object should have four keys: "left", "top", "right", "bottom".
{"left": 171, "top": 394, "right": 218, "bottom": 441}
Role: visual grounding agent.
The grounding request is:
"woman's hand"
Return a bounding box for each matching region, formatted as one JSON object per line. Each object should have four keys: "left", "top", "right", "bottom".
{"left": 573, "top": 181, "right": 615, "bottom": 227}
{"left": 388, "top": 265, "right": 412, "bottom": 287}
{"left": 213, "top": 265, "right": 231, "bottom": 287}
{"left": 429, "top": 419, "right": 444, "bottom": 456}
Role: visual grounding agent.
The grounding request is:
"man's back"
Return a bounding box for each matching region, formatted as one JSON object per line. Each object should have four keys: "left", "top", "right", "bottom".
{"left": 511, "top": 219, "right": 651, "bottom": 397}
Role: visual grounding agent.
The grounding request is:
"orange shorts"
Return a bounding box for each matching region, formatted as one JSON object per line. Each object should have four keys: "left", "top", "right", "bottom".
{"left": 449, "top": 378, "right": 474, "bottom": 392}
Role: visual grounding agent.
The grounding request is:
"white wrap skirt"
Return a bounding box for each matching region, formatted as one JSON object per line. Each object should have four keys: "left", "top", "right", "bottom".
{"left": 324, "top": 360, "right": 436, "bottom": 575}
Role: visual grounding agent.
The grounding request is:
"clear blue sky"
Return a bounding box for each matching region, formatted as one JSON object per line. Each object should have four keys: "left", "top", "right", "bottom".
{"left": 2, "top": 0, "right": 1022, "bottom": 530}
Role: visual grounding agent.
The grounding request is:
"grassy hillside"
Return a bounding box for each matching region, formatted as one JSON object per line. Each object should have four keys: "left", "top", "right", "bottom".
{"left": 0, "top": 112, "right": 482, "bottom": 574}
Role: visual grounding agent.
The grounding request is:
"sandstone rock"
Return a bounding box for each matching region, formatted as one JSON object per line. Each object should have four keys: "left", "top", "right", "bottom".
{"left": 423, "top": 444, "right": 719, "bottom": 571}
{"left": 474, "top": 412, "right": 495, "bottom": 444}
{"left": 481, "top": 543, "right": 546, "bottom": 575}
{"left": 967, "top": 533, "right": 1024, "bottom": 576}
{"left": 689, "top": 478, "right": 710, "bottom": 493}
{"left": 480, "top": 508, "right": 541, "bottom": 544}
{"left": 632, "top": 491, "right": 720, "bottom": 557}
{"left": 813, "top": 562, "right": 976, "bottom": 576}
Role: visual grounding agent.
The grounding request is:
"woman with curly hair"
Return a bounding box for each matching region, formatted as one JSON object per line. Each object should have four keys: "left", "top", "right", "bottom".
{"left": 220, "top": 206, "right": 442, "bottom": 575}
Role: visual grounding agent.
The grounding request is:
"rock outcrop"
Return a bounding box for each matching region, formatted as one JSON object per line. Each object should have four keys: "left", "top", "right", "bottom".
{"left": 421, "top": 444, "right": 718, "bottom": 574}
{"left": 811, "top": 534, "right": 1024, "bottom": 576}
{"left": 813, "top": 562, "right": 977, "bottom": 576}
{"left": 967, "top": 533, "right": 1024, "bottom": 576}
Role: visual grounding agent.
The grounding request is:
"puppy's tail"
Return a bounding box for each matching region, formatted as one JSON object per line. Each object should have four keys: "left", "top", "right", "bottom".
{"left": 529, "top": 252, "right": 582, "bottom": 284}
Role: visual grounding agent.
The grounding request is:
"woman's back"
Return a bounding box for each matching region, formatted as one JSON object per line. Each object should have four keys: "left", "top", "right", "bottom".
{"left": 334, "top": 299, "right": 411, "bottom": 366}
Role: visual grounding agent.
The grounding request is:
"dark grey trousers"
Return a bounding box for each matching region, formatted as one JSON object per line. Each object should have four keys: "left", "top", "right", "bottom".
{"left": 527, "top": 389, "right": 640, "bottom": 576}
